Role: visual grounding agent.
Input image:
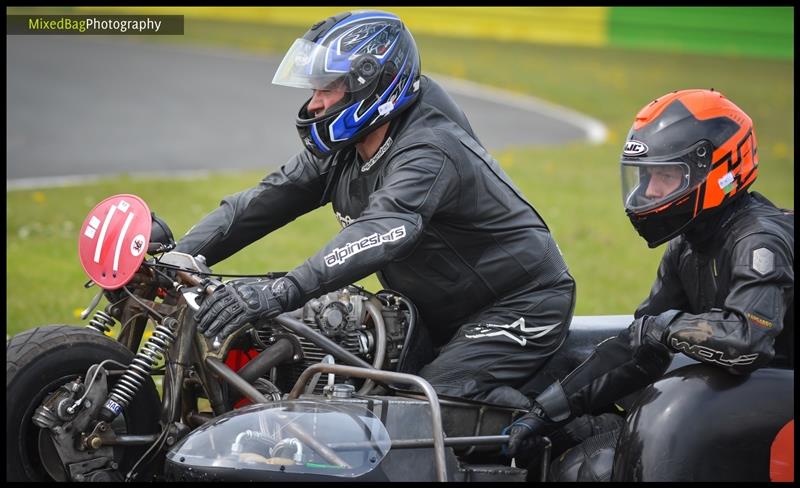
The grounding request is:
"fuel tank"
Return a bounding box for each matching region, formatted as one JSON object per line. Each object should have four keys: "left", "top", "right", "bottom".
{"left": 612, "top": 364, "right": 794, "bottom": 481}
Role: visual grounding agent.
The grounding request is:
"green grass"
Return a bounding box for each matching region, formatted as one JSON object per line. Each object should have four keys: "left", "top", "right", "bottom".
{"left": 7, "top": 175, "right": 346, "bottom": 334}
{"left": 6, "top": 12, "right": 793, "bottom": 336}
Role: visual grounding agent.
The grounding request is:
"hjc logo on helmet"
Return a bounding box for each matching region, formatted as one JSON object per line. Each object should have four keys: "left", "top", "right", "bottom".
{"left": 623, "top": 140, "right": 648, "bottom": 157}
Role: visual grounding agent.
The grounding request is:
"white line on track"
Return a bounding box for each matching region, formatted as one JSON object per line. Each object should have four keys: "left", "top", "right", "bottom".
{"left": 6, "top": 170, "right": 214, "bottom": 191}
{"left": 433, "top": 74, "right": 607, "bottom": 144}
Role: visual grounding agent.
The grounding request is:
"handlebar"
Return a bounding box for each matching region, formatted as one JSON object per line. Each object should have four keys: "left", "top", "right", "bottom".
{"left": 175, "top": 270, "right": 218, "bottom": 294}
{"left": 174, "top": 271, "right": 220, "bottom": 312}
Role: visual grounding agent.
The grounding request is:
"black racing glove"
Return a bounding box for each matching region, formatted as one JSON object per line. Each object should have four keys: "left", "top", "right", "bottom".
{"left": 505, "top": 380, "right": 572, "bottom": 458}
{"left": 505, "top": 403, "right": 560, "bottom": 457}
{"left": 195, "top": 277, "right": 302, "bottom": 340}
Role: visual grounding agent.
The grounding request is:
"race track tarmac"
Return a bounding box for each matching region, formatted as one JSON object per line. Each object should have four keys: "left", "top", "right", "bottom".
{"left": 7, "top": 36, "right": 602, "bottom": 187}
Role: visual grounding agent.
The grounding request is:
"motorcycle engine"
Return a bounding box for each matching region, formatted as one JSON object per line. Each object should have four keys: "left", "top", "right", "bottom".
{"left": 252, "top": 288, "right": 410, "bottom": 394}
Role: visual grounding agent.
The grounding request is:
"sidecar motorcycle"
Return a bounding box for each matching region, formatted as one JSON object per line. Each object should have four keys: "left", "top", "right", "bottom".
{"left": 6, "top": 194, "right": 794, "bottom": 482}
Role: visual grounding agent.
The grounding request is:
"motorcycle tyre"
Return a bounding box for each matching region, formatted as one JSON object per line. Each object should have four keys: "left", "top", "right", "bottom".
{"left": 6, "top": 325, "right": 161, "bottom": 481}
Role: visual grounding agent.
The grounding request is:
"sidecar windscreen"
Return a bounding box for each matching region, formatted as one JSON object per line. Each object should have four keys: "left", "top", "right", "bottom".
{"left": 166, "top": 400, "right": 391, "bottom": 479}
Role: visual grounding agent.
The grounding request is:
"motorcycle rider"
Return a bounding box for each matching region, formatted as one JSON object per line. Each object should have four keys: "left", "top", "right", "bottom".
{"left": 506, "top": 88, "right": 794, "bottom": 480}
{"left": 173, "top": 10, "right": 576, "bottom": 405}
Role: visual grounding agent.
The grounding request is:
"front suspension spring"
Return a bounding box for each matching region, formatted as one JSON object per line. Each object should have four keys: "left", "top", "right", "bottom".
{"left": 87, "top": 310, "right": 116, "bottom": 334}
{"left": 102, "top": 317, "right": 178, "bottom": 419}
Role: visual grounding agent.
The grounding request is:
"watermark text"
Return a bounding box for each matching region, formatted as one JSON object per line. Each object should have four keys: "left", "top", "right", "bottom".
{"left": 7, "top": 15, "right": 184, "bottom": 35}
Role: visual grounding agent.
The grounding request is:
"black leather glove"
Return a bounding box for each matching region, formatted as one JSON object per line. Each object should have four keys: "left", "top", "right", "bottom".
{"left": 195, "top": 277, "right": 301, "bottom": 340}
{"left": 628, "top": 310, "right": 680, "bottom": 349}
{"left": 505, "top": 403, "right": 559, "bottom": 457}
{"left": 505, "top": 380, "right": 572, "bottom": 458}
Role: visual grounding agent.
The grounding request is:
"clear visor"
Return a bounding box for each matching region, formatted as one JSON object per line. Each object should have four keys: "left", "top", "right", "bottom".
{"left": 622, "top": 161, "right": 691, "bottom": 211}
{"left": 272, "top": 38, "right": 354, "bottom": 92}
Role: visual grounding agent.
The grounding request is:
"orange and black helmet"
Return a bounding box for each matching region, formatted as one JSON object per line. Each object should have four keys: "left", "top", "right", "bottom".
{"left": 620, "top": 89, "right": 758, "bottom": 248}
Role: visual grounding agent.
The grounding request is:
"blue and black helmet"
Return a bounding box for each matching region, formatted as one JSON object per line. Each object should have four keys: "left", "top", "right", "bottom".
{"left": 272, "top": 11, "right": 421, "bottom": 157}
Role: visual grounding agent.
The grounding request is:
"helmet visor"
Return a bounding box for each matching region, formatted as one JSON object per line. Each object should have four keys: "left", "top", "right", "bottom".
{"left": 273, "top": 38, "right": 360, "bottom": 92}
{"left": 622, "top": 161, "right": 691, "bottom": 212}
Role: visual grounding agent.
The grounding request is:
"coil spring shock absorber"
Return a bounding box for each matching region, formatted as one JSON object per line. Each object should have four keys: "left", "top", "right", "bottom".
{"left": 87, "top": 310, "right": 116, "bottom": 334}
{"left": 98, "top": 317, "right": 179, "bottom": 422}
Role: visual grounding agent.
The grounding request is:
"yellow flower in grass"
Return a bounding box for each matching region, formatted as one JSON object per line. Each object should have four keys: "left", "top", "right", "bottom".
{"left": 773, "top": 143, "right": 788, "bottom": 159}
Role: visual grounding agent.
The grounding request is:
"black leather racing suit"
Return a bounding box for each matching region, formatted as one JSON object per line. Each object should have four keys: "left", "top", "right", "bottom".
{"left": 175, "top": 75, "right": 576, "bottom": 403}
{"left": 543, "top": 192, "right": 793, "bottom": 481}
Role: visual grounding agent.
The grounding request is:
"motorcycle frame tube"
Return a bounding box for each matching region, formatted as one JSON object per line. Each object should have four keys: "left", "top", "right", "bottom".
{"left": 191, "top": 322, "right": 228, "bottom": 416}
{"left": 176, "top": 272, "right": 268, "bottom": 416}
{"left": 204, "top": 357, "right": 270, "bottom": 405}
{"left": 287, "top": 363, "right": 448, "bottom": 482}
{"left": 275, "top": 314, "right": 376, "bottom": 370}
{"left": 174, "top": 271, "right": 231, "bottom": 415}
{"left": 116, "top": 274, "right": 161, "bottom": 354}
{"left": 237, "top": 337, "right": 296, "bottom": 384}
{"left": 161, "top": 307, "right": 197, "bottom": 425}
{"left": 185, "top": 411, "right": 213, "bottom": 428}
{"left": 243, "top": 299, "right": 388, "bottom": 392}
{"left": 116, "top": 298, "right": 151, "bottom": 355}
{"left": 358, "top": 299, "right": 388, "bottom": 395}
{"left": 99, "top": 434, "right": 160, "bottom": 446}
{"left": 328, "top": 435, "right": 510, "bottom": 450}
